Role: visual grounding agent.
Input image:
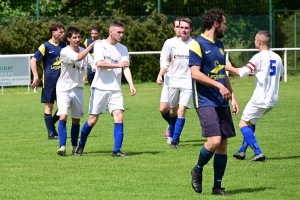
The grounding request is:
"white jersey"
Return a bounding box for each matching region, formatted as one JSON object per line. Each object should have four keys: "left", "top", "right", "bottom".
{"left": 239, "top": 50, "right": 284, "bottom": 108}
{"left": 160, "top": 37, "right": 193, "bottom": 89}
{"left": 92, "top": 40, "right": 129, "bottom": 91}
{"left": 57, "top": 46, "right": 95, "bottom": 92}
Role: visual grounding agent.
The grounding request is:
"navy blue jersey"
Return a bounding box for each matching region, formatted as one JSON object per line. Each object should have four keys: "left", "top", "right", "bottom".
{"left": 189, "top": 34, "right": 228, "bottom": 108}
{"left": 33, "top": 40, "right": 66, "bottom": 88}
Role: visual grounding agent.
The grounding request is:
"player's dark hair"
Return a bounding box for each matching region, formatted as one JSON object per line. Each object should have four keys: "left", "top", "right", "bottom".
{"left": 91, "top": 26, "right": 100, "bottom": 32}
{"left": 202, "top": 8, "right": 226, "bottom": 31}
{"left": 109, "top": 20, "right": 124, "bottom": 28}
{"left": 49, "top": 22, "right": 65, "bottom": 35}
{"left": 179, "top": 18, "right": 193, "bottom": 29}
{"left": 257, "top": 30, "right": 271, "bottom": 47}
{"left": 66, "top": 27, "right": 81, "bottom": 38}
{"left": 173, "top": 17, "right": 182, "bottom": 27}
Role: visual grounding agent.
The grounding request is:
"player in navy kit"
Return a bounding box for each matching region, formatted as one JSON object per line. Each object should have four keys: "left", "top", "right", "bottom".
{"left": 30, "top": 22, "right": 66, "bottom": 140}
{"left": 84, "top": 26, "right": 101, "bottom": 85}
{"left": 189, "top": 8, "right": 239, "bottom": 196}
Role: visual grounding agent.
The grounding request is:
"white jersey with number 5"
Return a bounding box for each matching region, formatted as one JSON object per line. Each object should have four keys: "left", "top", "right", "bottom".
{"left": 241, "top": 50, "right": 284, "bottom": 108}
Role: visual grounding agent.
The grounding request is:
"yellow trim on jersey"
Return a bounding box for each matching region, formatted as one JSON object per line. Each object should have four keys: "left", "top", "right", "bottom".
{"left": 38, "top": 44, "right": 46, "bottom": 56}
{"left": 201, "top": 34, "right": 215, "bottom": 44}
{"left": 189, "top": 40, "right": 202, "bottom": 58}
{"left": 48, "top": 40, "right": 60, "bottom": 46}
{"left": 84, "top": 39, "right": 88, "bottom": 48}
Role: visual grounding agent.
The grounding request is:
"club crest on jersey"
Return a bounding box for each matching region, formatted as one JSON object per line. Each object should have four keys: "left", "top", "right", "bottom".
{"left": 219, "top": 48, "right": 224, "bottom": 55}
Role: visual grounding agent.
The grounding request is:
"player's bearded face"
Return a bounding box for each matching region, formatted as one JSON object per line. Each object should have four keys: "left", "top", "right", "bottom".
{"left": 215, "top": 16, "right": 227, "bottom": 39}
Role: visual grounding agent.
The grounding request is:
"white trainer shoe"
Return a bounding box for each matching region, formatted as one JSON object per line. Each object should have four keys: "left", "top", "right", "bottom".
{"left": 57, "top": 145, "right": 66, "bottom": 156}
{"left": 167, "top": 137, "right": 172, "bottom": 144}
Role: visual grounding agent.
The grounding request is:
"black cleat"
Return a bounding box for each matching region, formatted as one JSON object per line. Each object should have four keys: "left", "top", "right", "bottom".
{"left": 212, "top": 187, "right": 231, "bottom": 196}
{"left": 74, "top": 143, "right": 85, "bottom": 156}
{"left": 250, "top": 153, "right": 266, "bottom": 162}
{"left": 233, "top": 151, "right": 245, "bottom": 160}
{"left": 112, "top": 150, "right": 127, "bottom": 157}
{"left": 191, "top": 168, "right": 202, "bottom": 193}
{"left": 48, "top": 132, "right": 56, "bottom": 140}
{"left": 170, "top": 141, "right": 178, "bottom": 148}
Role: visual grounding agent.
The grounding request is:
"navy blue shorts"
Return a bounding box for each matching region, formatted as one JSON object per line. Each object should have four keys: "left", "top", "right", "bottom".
{"left": 87, "top": 68, "right": 95, "bottom": 85}
{"left": 41, "top": 87, "right": 57, "bottom": 104}
{"left": 196, "top": 106, "right": 236, "bottom": 139}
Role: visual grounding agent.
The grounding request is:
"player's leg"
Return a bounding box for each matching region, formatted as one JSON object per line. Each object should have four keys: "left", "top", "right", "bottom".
{"left": 75, "top": 88, "right": 107, "bottom": 156}
{"left": 191, "top": 107, "right": 220, "bottom": 194}
{"left": 171, "top": 88, "right": 191, "bottom": 147}
{"left": 42, "top": 88, "right": 56, "bottom": 140}
{"left": 239, "top": 103, "right": 266, "bottom": 161}
{"left": 109, "top": 91, "right": 126, "bottom": 157}
{"left": 56, "top": 90, "right": 70, "bottom": 156}
{"left": 160, "top": 81, "right": 172, "bottom": 139}
{"left": 70, "top": 88, "right": 85, "bottom": 154}
{"left": 211, "top": 107, "right": 235, "bottom": 195}
{"left": 168, "top": 87, "right": 180, "bottom": 144}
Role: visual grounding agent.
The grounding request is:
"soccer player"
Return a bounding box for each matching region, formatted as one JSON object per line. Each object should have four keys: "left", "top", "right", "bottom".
{"left": 226, "top": 30, "right": 284, "bottom": 162}
{"left": 157, "top": 18, "right": 193, "bottom": 148}
{"left": 158, "top": 17, "right": 181, "bottom": 142}
{"left": 56, "top": 27, "right": 97, "bottom": 156}
{"left": 30, "top": 22, "right": 66, "bottom": 140}
{"left": 84, "top": 26, "right": 101, "bottom": 85}
{"left": 74, "top": 20, "right": 136, "bottom": 157}
{"left": 189, "top": 8, "right": 239, "bottom": 196}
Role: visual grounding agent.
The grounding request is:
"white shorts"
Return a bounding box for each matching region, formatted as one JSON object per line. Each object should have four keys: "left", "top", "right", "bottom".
{"left": 56, "top": 88, "right": 84, "bottom": 119}
{"left": 168, "top": 87, "right": 192, "bottom": 108}
{"left": 89, "top": 88, "right": 124, "bottom": 115}
{"left": 160, "top": 75, "right": 169, "bottom": 103}
{"left": 241, "top": 101, "right": 273, "bottom": 124}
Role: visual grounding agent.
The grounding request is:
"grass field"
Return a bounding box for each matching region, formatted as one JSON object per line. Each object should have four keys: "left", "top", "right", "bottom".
{"left": 0, "top": 77, "right": 300, "bottom": 200}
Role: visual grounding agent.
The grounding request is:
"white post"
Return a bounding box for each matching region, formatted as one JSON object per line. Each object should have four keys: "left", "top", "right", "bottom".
{"left": 284, "top": 50, "right": 287, "bottom": 82}
{"left": 225, "top": 51, "right": 229, "bottom": 76}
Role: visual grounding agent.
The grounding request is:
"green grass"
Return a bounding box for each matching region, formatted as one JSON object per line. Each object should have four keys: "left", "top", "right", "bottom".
{"left": 0, "top": 77, "right": 300, "bottom": 200}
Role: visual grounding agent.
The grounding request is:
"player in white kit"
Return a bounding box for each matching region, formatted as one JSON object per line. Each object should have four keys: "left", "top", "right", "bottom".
{"left": 74, "top": 20, "right": 136, "bottom": 157}
{"left": 160, "top": 17, "right": 182, "bottom": 140}
{"left": 56, "top": 27, "right": 98, "bottom": 156}
{"left": 226, "top": 30, "right": 284, "bottom": 161}
{"left": 157, "top": 18, "right": 193, "bottom": 148}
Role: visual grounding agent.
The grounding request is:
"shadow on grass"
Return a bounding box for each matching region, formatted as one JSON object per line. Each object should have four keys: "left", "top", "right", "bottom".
{"left": 84, "top": 150, "right": 162, "bottom": 156}
{"left": 228, "top": 187, "right": 275, "bottom": 194}
{"left": 178, "top": 139, "right": 206, "bottom": 147}
{"left": 267, "top": 155, "right": 300, "bottom": 160}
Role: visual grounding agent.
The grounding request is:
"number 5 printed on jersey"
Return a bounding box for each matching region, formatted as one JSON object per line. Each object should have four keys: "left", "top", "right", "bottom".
{"left": 270, "top": 60, "right": 276, "bottom": 76}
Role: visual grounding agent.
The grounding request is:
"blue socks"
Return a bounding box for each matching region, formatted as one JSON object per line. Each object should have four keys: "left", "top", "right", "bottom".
{"left": 240, "top": 126, "right": 262, "bottom": 154}
{"left": 58, "top": 120, "right": 67, "bottom": 147}
{"left": 239, "top": 124, "right": 256, "bottom": 152}
{"left": 195, "top": 146, "right": 214, "bottom": 173}
{"left": 161, "top": 110, "right": 170, "bottom": 124}
{"left": 172, "top": 117, "right": 185, "bottom": 142}
{"left": 213, "top": 154, "right": 227, "bottom": 188}
{"left": 71, "top": 124, "right": 80, "bottom": 147}
{"left": 80, "top": 121, "right": 93, "bottom": 145}
{"left": 113, "top": 123, "right": 124, "bottom": 152}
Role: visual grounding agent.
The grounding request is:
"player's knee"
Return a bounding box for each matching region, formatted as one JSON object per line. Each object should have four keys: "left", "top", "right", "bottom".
{"left": 207, "top": 137, "right": 222, "bottom": 150}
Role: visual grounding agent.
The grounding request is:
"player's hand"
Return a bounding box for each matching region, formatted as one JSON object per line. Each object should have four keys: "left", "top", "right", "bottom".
{"left": 118, "top": 61, "right": 129, "bottom": 68}
{"left": 31, "top": 77, "right": 39, "bottom": 89}
{"left": 130, "top": 86, "right": 136, "bottom": 96}
{"left": 156, "top": 75, "right": 163, "bottom": 85}
{"left": 219, "top": 86, "right": 232, "bottom": 101}
{"left": 231, "top": 95, "right": 239, "bottom": 116}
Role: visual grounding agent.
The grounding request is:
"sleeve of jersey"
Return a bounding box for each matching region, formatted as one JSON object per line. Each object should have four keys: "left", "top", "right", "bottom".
{"left": 238, "top": 55, "right": 258, "bottom": 78}
{"left": 121, "top": 46, "right": 130, "bottom": 65}
{"left": 87, "top": 53, "right": 97, "bottom": 72}
{"left": 33, "top": 44, "right": 46, "bottom": 60}
{"left": 93, "top": 42, "right": 104, "bottom": 63}
{"left": 83, "top": 39, "right": 88, "bottom": 48}
{"left": 60, "top": 48, "right": 78, "bottom": 64}
{"left": 189, "top": 40, "right": 202, "bottom": 68}
{"left": 160, "top": 40, "right": 171, "bottom": 69}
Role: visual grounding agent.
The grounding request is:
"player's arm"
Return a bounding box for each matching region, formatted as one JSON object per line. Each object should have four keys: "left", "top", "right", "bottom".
{"left": 30, "top": 57, "right": 39, "bottom": 89}
{"left": 156, "top": 40, "right": 170, "bottom": 84}
{"left": 123, "top": 67, "right": 136, "bottom": 96}
{"left": 190, "top": 65, "right": 231, "bottom": 101}
{"left": 225, "top": 75, "right": 239, "bottom": 115}
{"left": 226, "top": 59, "right": 254, "bottom": 78}
{"left": 78, "top": 40, "right": 98, "bottom": 61}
